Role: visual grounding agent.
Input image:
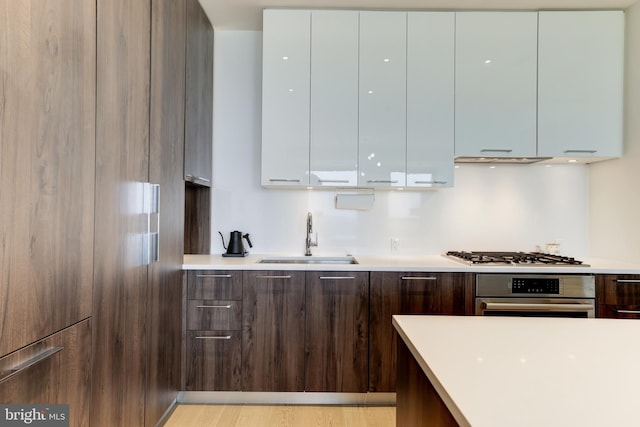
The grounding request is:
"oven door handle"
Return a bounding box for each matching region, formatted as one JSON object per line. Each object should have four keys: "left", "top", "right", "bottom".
{"left": 483, "top": 302, "right": 593, "bottom": 312}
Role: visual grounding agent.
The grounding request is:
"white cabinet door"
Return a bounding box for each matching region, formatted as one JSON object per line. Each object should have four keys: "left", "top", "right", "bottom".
{"left": 261, "top": 10, "right": 311, "bottom": 187}
{"left": 359, "top": 11, "right": 407, "bottom": 188}
{"left": 406, "top": 12, "right": 455, "bottom": 188}
{"left": 538, "top": 11, "right": 624, "bottom": 159}
{"left": 455, "top": 12, "right": 538, "bottom": 158}
{"left": 309, "top": 11, "right": 359, "bottom": 187}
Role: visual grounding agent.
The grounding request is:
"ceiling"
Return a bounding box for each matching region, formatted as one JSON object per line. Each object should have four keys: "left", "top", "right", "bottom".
{"left": 199, "top": 0, "right": 638, "bottom": 30}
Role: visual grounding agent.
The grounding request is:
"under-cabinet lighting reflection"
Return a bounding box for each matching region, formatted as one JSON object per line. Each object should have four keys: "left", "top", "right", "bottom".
{"left": 282, "top": 56, "right": 289, "bottom": 60}
{"left": 383, "top": 58, "right": 390, "bottom": 63}
{"left": 368, "top": 90, "right": 374, "bottom": 94}
{"left": 485, "top": 59, "right": 492, "bottom": 64}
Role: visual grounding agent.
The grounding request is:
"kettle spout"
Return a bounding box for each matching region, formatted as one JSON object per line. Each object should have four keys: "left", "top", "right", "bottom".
{"left": 218, "top": 231, "right": 227, "bottom": 250}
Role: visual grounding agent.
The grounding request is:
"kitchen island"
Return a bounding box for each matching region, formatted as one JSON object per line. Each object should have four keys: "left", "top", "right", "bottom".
{"left": 393, "top": 315, "right": 640, "bottom": 427}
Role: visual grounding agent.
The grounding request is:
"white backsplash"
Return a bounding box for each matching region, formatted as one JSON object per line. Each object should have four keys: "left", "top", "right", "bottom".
{"left": 211, "top": 30, "right": 590, "bottom": 258}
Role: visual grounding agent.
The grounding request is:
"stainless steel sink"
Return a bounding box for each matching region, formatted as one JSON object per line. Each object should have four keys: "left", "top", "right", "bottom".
{"left": 257, "top": 256, "right": 358, "bottom": 265}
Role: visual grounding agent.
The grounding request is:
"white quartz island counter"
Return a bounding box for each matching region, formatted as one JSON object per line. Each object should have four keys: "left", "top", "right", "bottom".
{"left": 393, "top": 315, "right": 640, "bottom": 427}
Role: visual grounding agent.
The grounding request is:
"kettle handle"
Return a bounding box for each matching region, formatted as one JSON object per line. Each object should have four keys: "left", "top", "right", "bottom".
{"left": 243, "top": 233, "right": 253, "bottom": 248}
{"left": 218, "top": 231, "right": 227, "bottom": 250}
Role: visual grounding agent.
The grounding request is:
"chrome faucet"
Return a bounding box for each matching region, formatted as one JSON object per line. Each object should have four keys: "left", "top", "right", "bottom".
{"left": 305, "top": 212, "right": 318, "bottom": 256}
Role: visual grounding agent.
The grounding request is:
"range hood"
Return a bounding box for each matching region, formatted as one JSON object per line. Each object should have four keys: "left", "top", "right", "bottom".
{"left": 454, "top": 156, "right": 553, "bottom": 165}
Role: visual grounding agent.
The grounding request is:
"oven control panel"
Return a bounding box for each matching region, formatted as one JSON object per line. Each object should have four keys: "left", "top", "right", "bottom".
{"left": 476, "top": 274, "right": 595, "bottom": 298}
{"left": 512, "top": 277, "right": 560, "bottom": 294}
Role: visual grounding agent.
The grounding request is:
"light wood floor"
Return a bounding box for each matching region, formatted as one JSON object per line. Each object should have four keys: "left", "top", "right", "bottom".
{"left": 163, "top": 404, "right": 396, "bottom": 427}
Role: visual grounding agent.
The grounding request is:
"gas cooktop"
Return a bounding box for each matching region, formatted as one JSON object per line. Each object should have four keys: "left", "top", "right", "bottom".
{"left": 445, "top": 251, "right": 589, "bottom": 267}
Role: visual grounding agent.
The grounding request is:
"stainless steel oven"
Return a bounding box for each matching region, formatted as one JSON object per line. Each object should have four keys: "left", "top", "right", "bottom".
{"left": 475, "top": 274, "right": 596, "bottom": 318}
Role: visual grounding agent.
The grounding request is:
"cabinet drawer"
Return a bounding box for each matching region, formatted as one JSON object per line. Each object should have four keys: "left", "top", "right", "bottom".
{"left": 0, "top": 320, "right": 91, "bottom": 427}
{"left": 187, "top": 300, "right": 242, "bottom": 330}
{"left": 614, "top": 280, "right": 640, "bottom": 307}
{"left": 601, "top": 275, "right": 640, "bottom": 306}
{"left": 187, "top": 270, "right": 242, "bottom": 300}
{"left": 611, "top": 307, "right": 640, "bottom": 319}
{"left": 184, "top": 330, "right": 242, "bottom": 391}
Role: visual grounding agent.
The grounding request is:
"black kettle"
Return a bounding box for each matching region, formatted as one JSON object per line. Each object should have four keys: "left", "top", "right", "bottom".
{"left": 219, "top": 231, "right": 252, "bottom": 257}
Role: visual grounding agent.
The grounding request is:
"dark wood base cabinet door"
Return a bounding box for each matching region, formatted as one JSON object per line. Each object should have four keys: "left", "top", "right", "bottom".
{"left": 598, "top": 275, "right": 640, "bottom": 319}
{"left": 0, "top": 320, "right": 91, "bottom": 427}
{"left": 305, "top": 271, "right": 369, "bottom": 393}
{"left": 184, "top": 331, "right": 242, "bottom": 391}
{"left": 242, "top": 271, "right": 305, "bottom": 392}
{"left": 369, "top": 272, "right": 472, "bottom": 392}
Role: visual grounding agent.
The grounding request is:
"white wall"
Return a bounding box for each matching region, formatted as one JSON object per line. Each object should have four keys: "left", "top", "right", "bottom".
{"left": 211, "top": 31, "right": 590, "bottom": 257}
{"left": 589, "top": 5, "right": 640, "bottom": 263}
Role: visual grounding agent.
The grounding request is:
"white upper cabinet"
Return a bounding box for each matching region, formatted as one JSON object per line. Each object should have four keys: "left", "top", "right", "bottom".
{"left": 309, "top": 11, "right": 359, "bottom": 187}
{"left": 261, "top": 10, "right": 311, "bottom": 187}
{"left": 455, "top": 12, "right": 538, "bottom": 158}
{"left": 406, "top": 12, "right": 455, "bottom": 188}
{"left": 358, "top": 12, "right": 407, "bottom": 188}
{"left": 538, "top": 11, "right": 624, "bottom": 160}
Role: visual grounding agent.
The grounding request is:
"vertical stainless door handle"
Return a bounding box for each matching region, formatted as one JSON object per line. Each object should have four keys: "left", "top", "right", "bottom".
{"left": 143, "top": 183, "right": 160, "bottom": 265}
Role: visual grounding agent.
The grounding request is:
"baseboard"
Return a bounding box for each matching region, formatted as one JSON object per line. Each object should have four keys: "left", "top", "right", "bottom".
{"left": 155, "top": 397, "right": 178, "bottom": 426}
{"left": 177, "top": 392, "right": 396, "bottom": 406}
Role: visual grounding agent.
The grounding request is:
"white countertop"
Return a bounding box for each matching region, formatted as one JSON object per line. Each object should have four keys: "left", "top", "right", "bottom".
{"left": 393, "top": 315, "right": 640, "bottom": 427}
{"left": 183, "top": 253, "right": 640, "bottom": 274}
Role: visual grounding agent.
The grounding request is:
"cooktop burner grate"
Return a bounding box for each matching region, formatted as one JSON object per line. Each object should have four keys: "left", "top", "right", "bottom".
{"left": 445, "top": 251, "right": 588, "bottom": 266}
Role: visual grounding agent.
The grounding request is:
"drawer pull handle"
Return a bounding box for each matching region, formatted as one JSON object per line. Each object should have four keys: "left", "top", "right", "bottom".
{"left": 564, "top": 150, "right": 597, "bottom": 154}
{"left": 319, "top": 276, "right": 355, "bottom": 280}
{"left": 480, "top": 149, "right": 512, "bottom": 153}
{"left": 196, "top": 305, "right": 232, "bottom": 309}
{"left": 367, "top": 180, "right": 398, "bottom": 184}
{"left": 195, "top": 336, "right": 232, "bottom": 340}
{"left": 256, "top": 275, "right": 292, "bottom": 279}
{"left": 317, "top": 179, "right": 350, "bottom": 184}
{"left": 269, "top": 178, "right": 301, "bottom": 183}
{"left": 615, "top": 309, "right": 640, "bottom": 314}
{"left": 196, "top": 274, "right": 232, "bottom": 278}
{"left": 401, "top": 276, "right": 437, "bottom": 281}
{"left": 0, "top": 346, "right": 64, "bottom": 384}
{"left": 185, "top": 174, "right": 211, "bottom": 184}
{"left": 414, "top": 181, "right": 447, "bottom": 185}
{"left": 615, "top": 279, "right": 640, "bottom": 283}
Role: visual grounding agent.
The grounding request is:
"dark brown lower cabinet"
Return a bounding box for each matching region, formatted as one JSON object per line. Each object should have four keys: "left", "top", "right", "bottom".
{"left": 597, "top": 274, "right": 640, "bottom": 319}
{"left": 0, "top": 320, "right": 91, "bottom": 427}
{"left": 183, "top": 271, "right": 243, "bottom": 391}
{"left": 242, "top": 271, "right": 306, "bottom": 392}
{"left": 369, "top": 272, "right": 473, "bottom": 392}
{"left": 305, "top": 271, "right": 369, "bottom": 392}
{"left": 184, "top": 331, "right": 242, "bottom": 391}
